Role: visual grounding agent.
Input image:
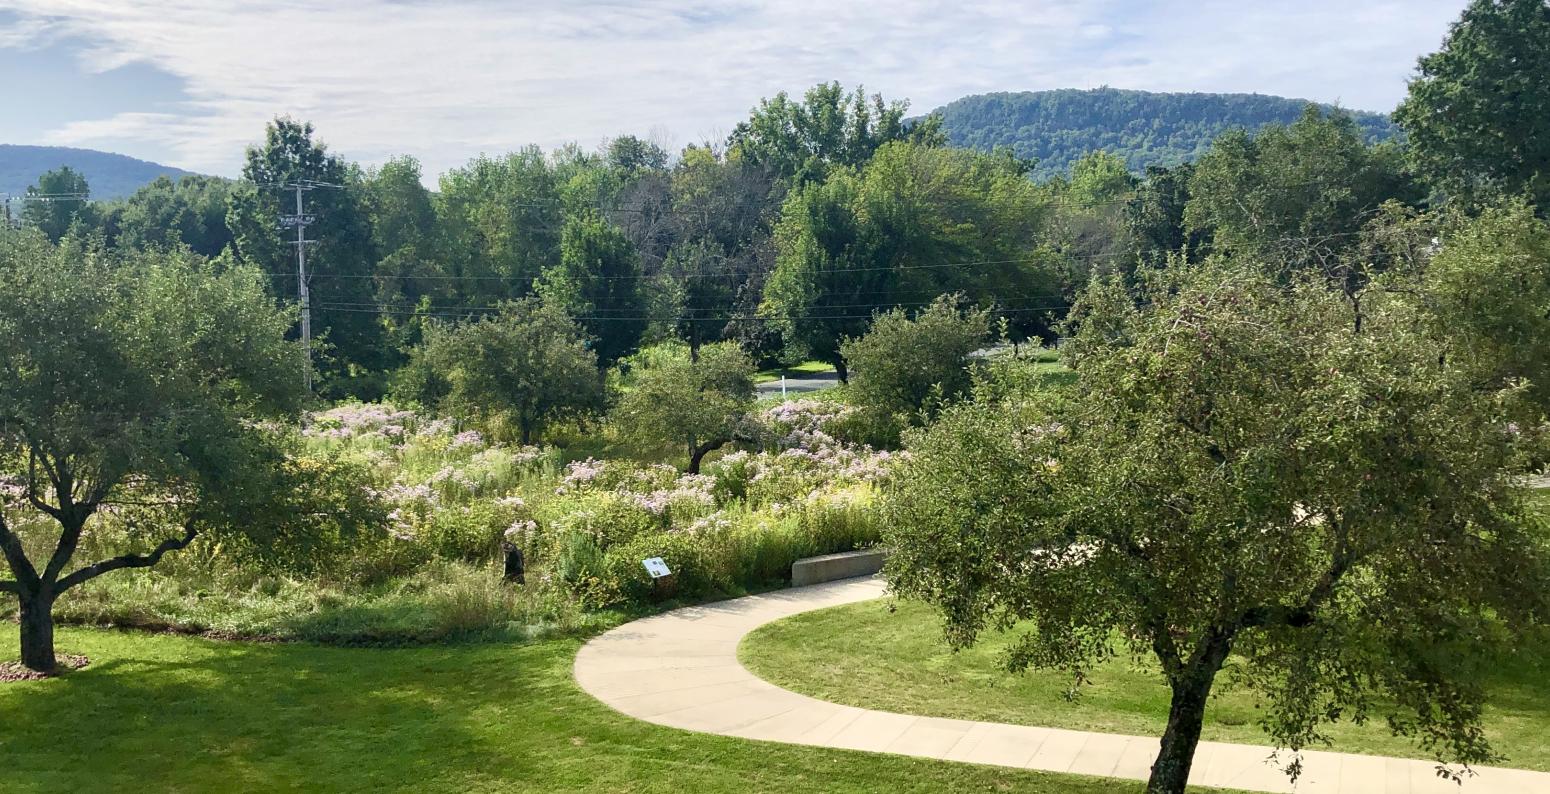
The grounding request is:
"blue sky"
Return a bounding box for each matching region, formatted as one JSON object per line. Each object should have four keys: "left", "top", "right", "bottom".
{"left": 0, "top": 1, "right": 1468, "bottom": 180}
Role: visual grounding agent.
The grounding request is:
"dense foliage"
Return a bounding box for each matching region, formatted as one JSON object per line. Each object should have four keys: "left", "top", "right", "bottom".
{"left": 0, "top": 231, "right": 305, "bottom": 671}
{"left": 1184, "top": 107, "right": 1417, "bottom": 276}
{"left": 931, "top": 88, "right": 1397, "bottom": 180}
{"left": 396, "top": 299, "right": 603, "bottom": 445}
{"left": 764, "top": 142, "right": 1058, "bottom": 376}
{"left": 21, "top": 165, "right": 93, "bottom": 243}
{"left": 1395, "top": 0, "right": 1550, "bottom": 209}
{"left": 840, "top": 296, "right": 991, "bottom": 440}
{"left": 886, "top": 263, "right": 1550, "bottom": 793}
{"left": 729, "top": 82, "right": 945, "bottom": 185}
{"left": 615, "top": 342, "right": 758, "bottom": 474}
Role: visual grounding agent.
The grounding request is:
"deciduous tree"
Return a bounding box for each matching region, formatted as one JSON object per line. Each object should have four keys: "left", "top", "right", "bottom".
{"left": 539, "top": 211, "right": 647, "bottom": 365}
{"left": 228, "top": 118, "right": 388, "bottom": 396}
{"left": 729, "top": 82, "right": 945, "bottom": 185}
{"left": 840, "top": 295, "right": 991, "bottom": 432}
{"left": 615, "top": 342, "right": 756, "bottom": 474}
{"left": 1394, "top": 0, "right": 1550, "bottom": 208}
{"left": 22, "top": 166, "right": 93, "bottom": 243}
{"left": 402, "top": 299, "right": 602, "bottom": 444}
{"left": 1185, "top": 107, "right": 1417, "bottom": 280}
{"left": 116, "top": 174, "right": 235, "bottom": 257}
{"left": 0, "top": 231, "right": 304, "bottom": 672}
{"left": 764, "top": 142, "right": 1057, "bottom": 378}
{"left": 885, "top": 262, "right": 1549, "bottom": 794}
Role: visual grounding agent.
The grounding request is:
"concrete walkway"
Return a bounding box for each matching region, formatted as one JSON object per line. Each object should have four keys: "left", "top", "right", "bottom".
{"left": 574, "top": 576, "right": 1550, "bottom": 793}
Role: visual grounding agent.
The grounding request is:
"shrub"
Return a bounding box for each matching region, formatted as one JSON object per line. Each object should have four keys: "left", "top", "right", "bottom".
{"left": 603, "top": 530, "right": 729, "bottom": 605}
{"left": 840, "top": 295, "right": 992, "bottom": 440}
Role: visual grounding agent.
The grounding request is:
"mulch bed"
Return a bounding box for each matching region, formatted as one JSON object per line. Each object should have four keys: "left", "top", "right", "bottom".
{"left": 0, "top": 653, "right": 88, "bottom": 682}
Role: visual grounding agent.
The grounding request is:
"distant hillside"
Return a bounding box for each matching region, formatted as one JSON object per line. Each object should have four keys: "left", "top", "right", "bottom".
{"left": 930, "top": 88, "right": 1398, "bottom": 179}
{"left": 0, "top": 145, "right": 197, "bottom": 200}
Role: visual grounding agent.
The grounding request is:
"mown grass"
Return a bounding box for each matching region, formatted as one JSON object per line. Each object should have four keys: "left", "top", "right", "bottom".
{"left": 741, "top": 599, "right": 1550, "bottom": 772}
{"left": 753, "top": 360, "right": 837, "bottom": 384}
{"left": 0, "top": 627, "right": 1237, "bottom": 793}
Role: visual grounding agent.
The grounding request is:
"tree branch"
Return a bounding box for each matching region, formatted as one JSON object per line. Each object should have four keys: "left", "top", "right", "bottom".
{"left": 0, "top": 580, "right": 18, "bottom": 595}
{"left": 42, "top": 514, "right": 89, "bottom": 585}
{"left": 55, "top": 519, "right": 198, "bottom": 593}
{"left": 1240, "top": 513, "right": 1356, "bottom": 630}
{"left": 1150, "top": 619, "right": 1185, "bottom": 680}
{"left": 25, "top": 447, "right": 64, "bottom": 522}
{"left": 0, "top": 512, "right": 39, "bottom": 592}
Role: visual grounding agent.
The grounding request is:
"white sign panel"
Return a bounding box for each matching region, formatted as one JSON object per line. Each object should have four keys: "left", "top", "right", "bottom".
{"left": 642, "top": 557, "right": 672, "bottom": 579}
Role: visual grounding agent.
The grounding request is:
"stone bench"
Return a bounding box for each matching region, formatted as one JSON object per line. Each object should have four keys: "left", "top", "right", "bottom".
{"left": 791, "top": 548, "right": 888, "bottom": 587}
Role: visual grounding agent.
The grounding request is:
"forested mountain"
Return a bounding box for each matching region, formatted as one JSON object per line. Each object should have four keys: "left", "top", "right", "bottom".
{"left": 0, "top": 144, "right": 196, "bottom": 199}
{"left": 930, "top": 87, "right": 1398, "bottom": 178}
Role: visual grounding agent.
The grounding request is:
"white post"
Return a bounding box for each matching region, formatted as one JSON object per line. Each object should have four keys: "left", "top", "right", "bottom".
{"left": 781, "top": 374, "right": 787, "bottom": 398}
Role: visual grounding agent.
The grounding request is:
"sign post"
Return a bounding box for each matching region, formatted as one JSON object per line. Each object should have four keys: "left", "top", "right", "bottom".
{"left": 643, "top": 556, "right": 673, "bottom": 600}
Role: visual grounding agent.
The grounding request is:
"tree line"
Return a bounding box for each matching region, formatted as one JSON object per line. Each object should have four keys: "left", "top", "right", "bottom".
{"left": 15, "top": 4, "right": 1541, "bottom": 405}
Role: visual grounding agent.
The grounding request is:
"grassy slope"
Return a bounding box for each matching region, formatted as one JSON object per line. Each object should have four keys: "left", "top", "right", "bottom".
{"left": 0, "top": 627, "right": 1239, "bottom": 794}
{"left": 741, "top": 600, "right": 1550, "bottom": 772}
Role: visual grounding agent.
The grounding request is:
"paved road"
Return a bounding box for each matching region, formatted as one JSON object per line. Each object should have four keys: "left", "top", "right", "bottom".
{"left": 574, "top": 576, "right": 1550, "bottom": 794}
{"left": 755, "top": 371, "right": 840, "bottom": 398}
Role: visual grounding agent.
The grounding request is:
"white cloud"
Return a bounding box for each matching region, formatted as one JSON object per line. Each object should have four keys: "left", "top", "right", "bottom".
{"left": 4, "top": 0, "right": 1467, "bottom": 179}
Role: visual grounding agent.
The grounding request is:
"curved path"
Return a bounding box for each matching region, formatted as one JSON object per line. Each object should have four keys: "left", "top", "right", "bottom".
{"left": 574, "top": 576, "right": 1550, "bottom": 793}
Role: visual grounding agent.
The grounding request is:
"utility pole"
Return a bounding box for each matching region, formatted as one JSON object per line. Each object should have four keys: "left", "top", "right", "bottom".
{"left": 273, "top": 180, "right": 337, "bottom": 393}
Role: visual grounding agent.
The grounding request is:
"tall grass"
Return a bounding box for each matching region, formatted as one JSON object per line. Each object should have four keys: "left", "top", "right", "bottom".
{"left": 2, "top": 399, "right": 896, "bottom": 646}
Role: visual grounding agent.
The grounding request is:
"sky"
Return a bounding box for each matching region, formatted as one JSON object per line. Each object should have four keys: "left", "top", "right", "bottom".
{"left": 0, "top": 0, "right": 1469, "bottom": 182}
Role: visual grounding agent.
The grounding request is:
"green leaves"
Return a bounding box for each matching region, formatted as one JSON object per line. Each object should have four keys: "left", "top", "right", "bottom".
{"left": 1421, "top": 201, "right": 1550, "bottom": 411}
{"left": 763, "top": 142, "right": 1059, "bottom": 368}
{"left": 402, "top": 298, "right": 602, "bottom": 444}
{"left": 0, "top": 228, "right": 304, "bottom": 546}
{"left": 841, "top": 295, "right": 992, "bottom": 439}
{"left": 614, "top": 341, "right": 756, "bottom": 471}
{"left": 886, "top": 257, "right": 1550, "bottom": 772}
{"left": 728, "top": 82, "right": 940, "bottom": 186}
{"left": 1395, "top": 0, "right": 1550, "bottom": 208}
{"left": 538, "top": 212, "right": 646, "bottom": 366}
{"left": 1184, "top": 107, "right": 1417, "bottom": 277}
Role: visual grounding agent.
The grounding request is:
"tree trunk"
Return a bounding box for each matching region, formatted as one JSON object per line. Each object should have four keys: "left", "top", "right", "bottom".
{"left": 833, "top": 357, "right": 848, "bottom": 384}
{"left": 687, "top": 439, "right": 726, "bottom": 475}
{"left": 18, "top": 592, "right": 56, "bottom": 674}
{"left": 1147, "top": 643, "right": 1232, "bottom": 794}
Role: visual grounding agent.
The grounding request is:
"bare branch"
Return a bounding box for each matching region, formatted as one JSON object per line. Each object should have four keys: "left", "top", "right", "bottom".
{"left": 0, "top": 580, "right": 18, "bottom": 594}
{"left": 56, "top": 519, "right": 198, "bottom": 593}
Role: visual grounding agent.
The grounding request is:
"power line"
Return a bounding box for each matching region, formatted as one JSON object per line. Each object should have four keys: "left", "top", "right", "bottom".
{"left": 259, "top": 252, "right": 1087, "bottom": 284}
{"left": 258, "top": 227, "right": 1371, "bottom": 287}
{"left": 309, "top": 303, "right": 1071, "bottom": 321}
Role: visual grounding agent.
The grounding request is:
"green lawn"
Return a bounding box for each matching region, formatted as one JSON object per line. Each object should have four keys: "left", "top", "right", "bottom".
{"left": 0, "top": 627, "right": 1235, "bottom": 793}
{"left": 1025, "top": 360, "right": 1074, "bottom": 387}
{"left": 741, "top": 599, "right": 1550, "bottom": 772}
{"left": 753, "top": 360, "right": 836, "bottom": 384}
